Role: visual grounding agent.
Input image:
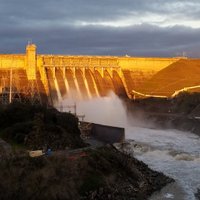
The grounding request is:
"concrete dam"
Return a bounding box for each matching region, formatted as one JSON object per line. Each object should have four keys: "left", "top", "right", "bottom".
{"left": 0, "top": 44, "right": 200, "bottom": 105}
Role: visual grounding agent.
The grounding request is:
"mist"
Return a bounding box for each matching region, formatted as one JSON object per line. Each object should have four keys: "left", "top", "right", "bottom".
{"left": 59, "top": 92, "right": 200, "bottom": 199}
{"left": 58, "top": 92, "right": 156, "bottom": 132}
{"left": 60, "top": 92, "right": 127, "bottom": 128}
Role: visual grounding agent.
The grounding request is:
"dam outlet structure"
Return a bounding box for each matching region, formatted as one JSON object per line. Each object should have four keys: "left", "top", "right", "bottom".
{"left": 0, "top": 44, "right": 200, "bottom": 105}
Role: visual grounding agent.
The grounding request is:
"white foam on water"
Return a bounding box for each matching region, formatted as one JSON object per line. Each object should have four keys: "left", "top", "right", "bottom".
{"left": 164, "top": 193, "right": 174, "bottom": 199}
{"left": 126, "top": 126, "right": 200, "bottom": 200}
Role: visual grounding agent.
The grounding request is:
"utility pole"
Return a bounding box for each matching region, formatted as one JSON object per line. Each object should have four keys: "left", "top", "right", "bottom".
{"left": 74, "top": 102, "right": 77, "bottom": 116}
{"left": 60, "top": 103, "right": 63, "bottom": 112}
{"left": 60, "top": 103, "right": 77, "bottom": 115}
{"left": 9, "top": 67, "right": 12, "bottom": 104}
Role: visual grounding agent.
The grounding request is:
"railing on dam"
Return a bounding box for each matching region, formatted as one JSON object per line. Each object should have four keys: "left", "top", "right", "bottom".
{"left": 41, "top": 55, "right": 119, "bottom": 68}
{"left": 1, "top": 44, "right": 200, "bottom": 105}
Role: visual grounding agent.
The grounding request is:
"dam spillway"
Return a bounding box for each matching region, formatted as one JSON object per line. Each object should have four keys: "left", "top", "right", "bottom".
{"left": 0, "top": 44, "right": 200, "bottom": 105}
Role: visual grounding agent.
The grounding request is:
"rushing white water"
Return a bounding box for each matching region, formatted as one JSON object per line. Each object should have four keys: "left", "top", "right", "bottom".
{"left": 126, "top": 127, "right": 200, "bottom": 200}
{"left": 60, "top": 93, "right": 200, "bottom": 200}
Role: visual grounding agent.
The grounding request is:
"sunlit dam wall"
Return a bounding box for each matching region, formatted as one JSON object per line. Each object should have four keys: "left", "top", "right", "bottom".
{"left": 1, "top": 44, "right": 199, "bottom": 105}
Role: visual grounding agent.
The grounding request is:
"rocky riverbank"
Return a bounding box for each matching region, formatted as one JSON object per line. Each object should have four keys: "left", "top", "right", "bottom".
{"left": 0, "top": 143, "right": 173, "bottom": 200}
{"left": 0, "top": 102, "right": 174, "bottom": 200}
{"left": 148, "top": 114, "right": 200, "bottom": 137}
{"left": 124, "top": 92, "right": 200, "bottom": 137}
{"left": 195, "top": 188, "right": 200, "bottom": 200}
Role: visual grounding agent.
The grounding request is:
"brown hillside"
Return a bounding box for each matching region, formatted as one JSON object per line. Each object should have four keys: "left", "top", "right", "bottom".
{"left": 138, "top": 59, "right": 200, "bottom": 96}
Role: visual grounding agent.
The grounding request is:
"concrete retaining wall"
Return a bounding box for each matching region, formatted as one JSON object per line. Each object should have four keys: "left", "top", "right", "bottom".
{"left": 91, "top": 123, "right": 125, "bottom": 144}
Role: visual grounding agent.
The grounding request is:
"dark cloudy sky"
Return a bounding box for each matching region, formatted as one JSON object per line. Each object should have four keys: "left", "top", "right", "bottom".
{"left": 1, "top": 0, "right": 200, "bottom": 57}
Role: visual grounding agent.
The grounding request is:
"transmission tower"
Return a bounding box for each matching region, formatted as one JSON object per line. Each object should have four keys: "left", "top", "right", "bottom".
{"left": 23, "top": 80, "right": 42, "bottom": 105}
{"left": 0, "top": 68, "right": 42, "bottom": 105}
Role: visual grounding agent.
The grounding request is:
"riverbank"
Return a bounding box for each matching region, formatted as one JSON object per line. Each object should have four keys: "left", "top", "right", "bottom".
{"left": 0, "top": 143, "right": 173, "bottom": 200}
{"left": 148, "top": 114, "right": 200, "bottom": 137}
{"left": 124, "top": 92, "right": 200, "bottom": 136}
{"left": 0, "top": 102, "right": 174, "bottom": 200}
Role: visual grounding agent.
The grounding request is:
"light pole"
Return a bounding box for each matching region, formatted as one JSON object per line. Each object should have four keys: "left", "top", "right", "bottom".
{"left": 9, "top": 67, "right": 12, "bottom": 104}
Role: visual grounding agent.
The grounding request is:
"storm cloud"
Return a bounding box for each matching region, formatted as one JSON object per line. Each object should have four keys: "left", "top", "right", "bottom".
{"left": 0, "top": 0, "right": 200, "bottom": 57}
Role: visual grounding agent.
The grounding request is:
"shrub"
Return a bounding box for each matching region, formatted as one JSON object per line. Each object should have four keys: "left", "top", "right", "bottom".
{"left": 173, "top": 92, "right": 200, "bottom": 114}
{"left": 79, "top": 172, "right": 105, "bottom": 195}
{"left": 1, "top": 122, "right": 33, "bottom": 144}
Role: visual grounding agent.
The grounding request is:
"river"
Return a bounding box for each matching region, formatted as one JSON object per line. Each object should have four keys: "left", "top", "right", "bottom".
{"left": 126, "top": 126, "right": 200, "bottom": 200}
{"left": 61, "top": 93, "right": 200, "bottom": 200}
